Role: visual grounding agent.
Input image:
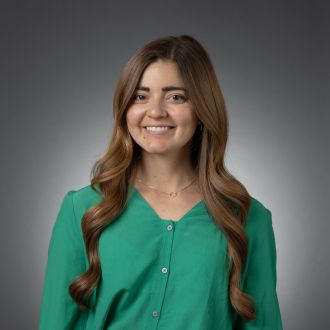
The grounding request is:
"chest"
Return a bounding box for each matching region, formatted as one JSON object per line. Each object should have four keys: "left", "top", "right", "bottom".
{"left": 135, "top": 188, "right": 203, "bottom": 221}
{"left": 96, "top": 207, "right": 230, "bottom": 329}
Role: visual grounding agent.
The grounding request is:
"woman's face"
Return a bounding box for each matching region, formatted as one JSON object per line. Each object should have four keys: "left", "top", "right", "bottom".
{"left": 125, "top": 59, "right": 199, "bottom": 157}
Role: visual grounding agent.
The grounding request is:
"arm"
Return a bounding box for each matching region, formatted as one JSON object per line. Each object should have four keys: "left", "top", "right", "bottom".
{"left": 39, "top": 191, "right": 87, "bottom": 330}
{"left": 234, "top": 208, "right": 283, "bottom": 329}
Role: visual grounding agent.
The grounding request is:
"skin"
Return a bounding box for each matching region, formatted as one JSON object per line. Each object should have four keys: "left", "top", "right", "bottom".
{"left": 125, "top": 59, "right": 200, "bottom": 193}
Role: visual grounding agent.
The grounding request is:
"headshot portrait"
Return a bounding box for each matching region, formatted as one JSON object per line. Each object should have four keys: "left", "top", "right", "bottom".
{"left": 2, "top": 1, "right": 328, "bottom": 330}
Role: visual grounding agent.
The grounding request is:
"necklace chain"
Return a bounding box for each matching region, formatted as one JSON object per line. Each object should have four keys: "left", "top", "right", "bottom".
{"left": 136, "top": 176, "right": 197, "bottom": 198}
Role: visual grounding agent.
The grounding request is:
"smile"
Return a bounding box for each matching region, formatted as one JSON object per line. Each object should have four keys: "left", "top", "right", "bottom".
{"left": 143, "top": 126, "right": 175, "bottom": 134}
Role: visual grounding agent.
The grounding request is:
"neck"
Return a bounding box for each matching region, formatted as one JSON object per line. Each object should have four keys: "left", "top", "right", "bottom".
{"left": 132, "top": 151, "right": 197, "bottom": 191}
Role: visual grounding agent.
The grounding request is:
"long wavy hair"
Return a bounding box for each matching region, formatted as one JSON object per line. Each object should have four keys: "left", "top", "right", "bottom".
{"left": 69, "top": 34, "right": 255, "bottom": 322}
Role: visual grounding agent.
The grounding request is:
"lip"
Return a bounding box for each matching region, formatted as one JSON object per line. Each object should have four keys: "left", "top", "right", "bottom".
{"left": 143, "top": 126, "right": 175, "bottom": 135}
{"left": 143, "top": 125, "right": 176, "bottom": 128}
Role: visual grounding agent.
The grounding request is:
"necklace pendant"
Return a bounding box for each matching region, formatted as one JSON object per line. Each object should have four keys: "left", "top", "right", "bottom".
{"left": 170, "top": 191, "right": 178, "bottom": 198}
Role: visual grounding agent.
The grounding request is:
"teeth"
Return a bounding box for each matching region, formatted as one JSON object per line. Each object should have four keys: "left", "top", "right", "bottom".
{"left": 146, "top": 126, "right": 172, "bottom": 131}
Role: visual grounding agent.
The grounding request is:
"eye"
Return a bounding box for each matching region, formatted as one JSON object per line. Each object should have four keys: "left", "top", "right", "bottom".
{"left": 169, "top": 94, "right": 187, "bottom": 102}
{"left": 132, "top": 94, "right": 146, "bottom": 102}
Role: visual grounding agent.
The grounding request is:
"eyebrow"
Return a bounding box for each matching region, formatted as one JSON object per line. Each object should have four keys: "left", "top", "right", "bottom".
{"left": 135, "top": 85, "right": 187, "bottom": 92}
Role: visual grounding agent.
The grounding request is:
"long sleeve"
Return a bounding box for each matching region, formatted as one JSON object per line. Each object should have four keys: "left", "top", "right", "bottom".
{"left": 234, "top": 208, "right": 283, "bottom": 329}
{"left": 39, "top": 191, "right": 87, "bottom": 330}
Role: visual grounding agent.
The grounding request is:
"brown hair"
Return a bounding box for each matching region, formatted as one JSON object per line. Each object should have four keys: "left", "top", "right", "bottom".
{"left": 69, "top": 35, "right": 255, "bottom": 322}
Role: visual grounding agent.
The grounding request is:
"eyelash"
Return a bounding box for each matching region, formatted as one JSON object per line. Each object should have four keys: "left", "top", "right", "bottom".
{"left": 132, "top": 94, "right": 187, "bottom": 102}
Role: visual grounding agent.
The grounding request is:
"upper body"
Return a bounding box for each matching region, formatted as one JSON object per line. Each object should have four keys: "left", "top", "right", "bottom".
{"left": 39, "top": 35, "right": 283, "bottom": 329}
{"left": 39, "top": 182, "right": 283, "bottom": 329}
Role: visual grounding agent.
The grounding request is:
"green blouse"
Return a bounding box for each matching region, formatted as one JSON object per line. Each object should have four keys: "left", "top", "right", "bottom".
{"left": 39, "top": 182, "right": 283, "bottom": 329}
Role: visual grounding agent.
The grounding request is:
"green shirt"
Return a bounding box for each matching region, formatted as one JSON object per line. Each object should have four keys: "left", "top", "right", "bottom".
{"left": 39, "top": 182, "right": 283, "bottom": 329}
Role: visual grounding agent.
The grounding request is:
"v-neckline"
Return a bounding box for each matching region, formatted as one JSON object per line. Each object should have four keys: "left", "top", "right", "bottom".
{"left": 128, "top": 181, "right": 204, "bottom": 223}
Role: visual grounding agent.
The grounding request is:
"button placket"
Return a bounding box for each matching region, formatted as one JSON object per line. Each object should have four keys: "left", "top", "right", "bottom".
{"left": 150, "top": 220, "right": 175, "bottom": 328}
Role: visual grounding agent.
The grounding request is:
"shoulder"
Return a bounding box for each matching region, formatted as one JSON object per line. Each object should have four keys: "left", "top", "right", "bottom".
{"left": 247, "top": 196, "right": 271, "bottom": 223}
{"left": 244, "top": 196, "right": 273, "bottom": 244}
{"left": 67, "top": 184, "right": 102, "bottom": 221}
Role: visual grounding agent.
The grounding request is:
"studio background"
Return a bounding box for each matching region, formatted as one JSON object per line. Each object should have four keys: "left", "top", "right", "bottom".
{"left": 1, "top": 1, "right": 329, "bottom": 329}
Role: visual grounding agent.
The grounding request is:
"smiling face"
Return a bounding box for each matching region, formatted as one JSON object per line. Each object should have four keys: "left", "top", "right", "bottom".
{"left": 125, "top": 59, "right": 199, "bottom": 157}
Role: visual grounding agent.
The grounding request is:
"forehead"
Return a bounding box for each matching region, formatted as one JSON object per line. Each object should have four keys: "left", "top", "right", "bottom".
{"left": 138, "top": 60, "right": 184, "bottom": 87}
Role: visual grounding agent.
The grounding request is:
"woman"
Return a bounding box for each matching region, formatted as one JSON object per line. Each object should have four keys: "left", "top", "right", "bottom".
{"left": 39, "top": 35, "right": 283, "bottom": 329}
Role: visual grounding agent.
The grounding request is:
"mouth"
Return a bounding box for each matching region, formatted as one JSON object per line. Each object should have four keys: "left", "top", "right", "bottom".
{"left": 143, "top": 126, "right": 175, "bottom": 128}
{"left": 143, "top": 126, "right": 175, "bottom": 129}
{"left": 143, "top": 126, "right": 176, "bottom": 134}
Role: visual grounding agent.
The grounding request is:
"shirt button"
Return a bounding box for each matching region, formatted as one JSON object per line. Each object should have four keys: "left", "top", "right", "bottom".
{"left": 161, "top": 267, "right": 168, "bottom": 274}
{"left": 152, "top": 311, "right": 158, "bottom": 317}
{"left": 167, "top": 224, "right": 173, "bottom": 231}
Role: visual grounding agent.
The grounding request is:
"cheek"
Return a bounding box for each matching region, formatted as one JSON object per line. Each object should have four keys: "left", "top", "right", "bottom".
{"left": 125, "top": 111, "right": 138, "bottom": 131}
{"left": 126, "top": 107, "right": 144, "bottom": 126}
{"left": 125, "top": 110, "right": 144, "bottom": 143}
{"left": 180, "top": 111, "right": 198, "bottom": 129}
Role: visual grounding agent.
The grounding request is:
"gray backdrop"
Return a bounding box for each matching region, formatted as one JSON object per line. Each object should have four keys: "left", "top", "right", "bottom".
{"left": 2, "top": 1, "right": 329, "bottom": 329}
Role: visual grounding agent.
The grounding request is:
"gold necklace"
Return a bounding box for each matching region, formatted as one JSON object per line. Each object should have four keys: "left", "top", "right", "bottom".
{"left": 136, "top": 176, "right": 197, "bottom": 198}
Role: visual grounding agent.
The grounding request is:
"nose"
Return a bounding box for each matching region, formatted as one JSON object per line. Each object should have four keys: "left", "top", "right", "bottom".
{"left": 147, "top": 96, "right": 168, "bottom": 118}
